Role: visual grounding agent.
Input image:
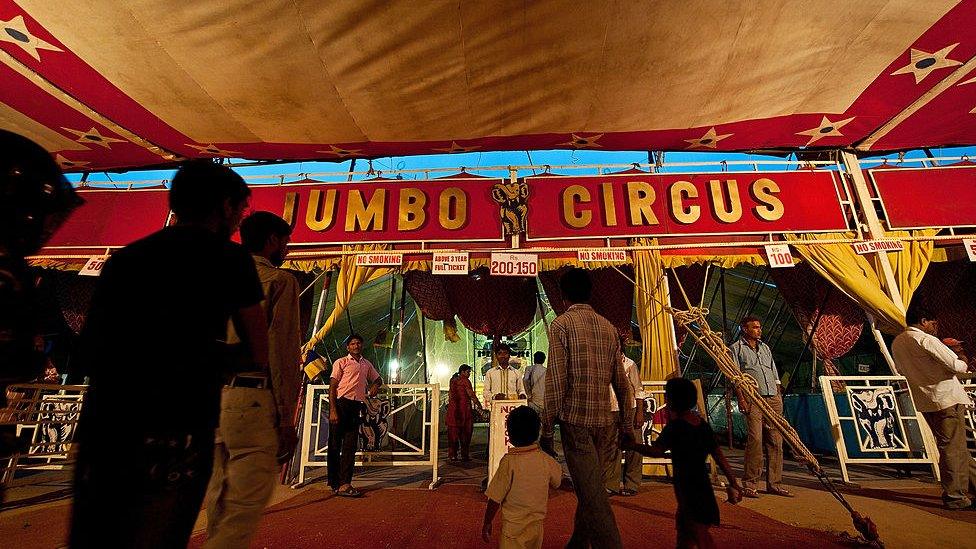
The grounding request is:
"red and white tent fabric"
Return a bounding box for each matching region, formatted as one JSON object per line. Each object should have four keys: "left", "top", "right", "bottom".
{"left": 2, "top": 1, "right": 976, "bottom": 172}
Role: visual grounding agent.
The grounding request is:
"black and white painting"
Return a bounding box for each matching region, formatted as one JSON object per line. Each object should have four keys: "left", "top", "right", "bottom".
{"left": 359, "top": 396, "right": 390, "bottom": 451}
{"left": 640, "top": 395, "right": 662, "bottom": 446}
{"left": 847, "top": 386, "right": 907, "bottom": 452}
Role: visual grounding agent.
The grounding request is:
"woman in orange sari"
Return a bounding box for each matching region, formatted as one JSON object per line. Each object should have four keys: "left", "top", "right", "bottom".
{"left": 446, "top": 364, "right": 482, "bottom": 461}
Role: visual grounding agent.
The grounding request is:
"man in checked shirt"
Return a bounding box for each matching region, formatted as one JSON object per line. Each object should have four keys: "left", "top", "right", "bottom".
{"left": 540, "top": 268, "right": 632, "bottom": 549}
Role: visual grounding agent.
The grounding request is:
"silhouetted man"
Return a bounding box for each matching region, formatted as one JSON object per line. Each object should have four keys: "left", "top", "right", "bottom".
{"left": 72, "top": 160, "right": 268, "bottom": 548}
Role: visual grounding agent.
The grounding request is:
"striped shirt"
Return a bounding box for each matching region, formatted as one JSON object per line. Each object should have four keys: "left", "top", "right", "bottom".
{"left": 541, "top": 304, "right": 631, "bottom": 434}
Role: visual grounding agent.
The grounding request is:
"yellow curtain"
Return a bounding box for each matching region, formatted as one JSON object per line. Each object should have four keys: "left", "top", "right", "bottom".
{"left": 302, "top": 244, "right": 394, "bottom": 378}
{"left": 631, "top": 238, "right": 678, "bottom": 381}
{"left": 787, "top": 230, "right": 938, "bottom": 335}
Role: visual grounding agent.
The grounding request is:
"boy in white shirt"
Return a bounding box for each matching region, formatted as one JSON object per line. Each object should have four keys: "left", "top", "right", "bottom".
{"left": 482, "top": 406, "right": 562, "bottom": 548}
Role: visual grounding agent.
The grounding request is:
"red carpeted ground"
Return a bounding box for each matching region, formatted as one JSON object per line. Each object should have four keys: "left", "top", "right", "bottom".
{"left": 188, "top": 483, "right": 850, "bottom": 548}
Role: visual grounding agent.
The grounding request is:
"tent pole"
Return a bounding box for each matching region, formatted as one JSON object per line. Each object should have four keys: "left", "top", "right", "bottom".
{"left": 396, "top": 277, "right": 407, "bottom": 384}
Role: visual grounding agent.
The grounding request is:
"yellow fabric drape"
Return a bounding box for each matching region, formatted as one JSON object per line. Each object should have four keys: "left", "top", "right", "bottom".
{"left": 631, "top": 238, "right": 678, "bottom": 381}
{"left": 787, "top": 230, "right": 938, "bottom": 335}
{"left": 303, "top": 244, "right": 394, "bottom": 378}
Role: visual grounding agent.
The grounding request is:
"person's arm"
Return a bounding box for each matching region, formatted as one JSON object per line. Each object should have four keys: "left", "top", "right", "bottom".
{"left": 329, "top": 360, "right": 344, "bottom": 424}
{"left": 465, "top": 379, "right": 483, "bottom": 410}
{"left": 920, "top": 335, "right": 970, "bottom": 374}
{"left": 483, "top": 457, "right": 513, "bottom": 542}
{"left": 609, "top": 342, "right": 634, "bottom": 446}
{"left": 483, "top": 370, "right": 493, "bottom": 406}
{"left": 548, "top": 457, "right": 562, "bottom": 489}
{"left": 266, "top": 273, "right": 302, "bottom": 462}
{"left": 541, "top": 324, "right": 569, "bottom": 446}
{"left": 482, "top": 500, "right": 500, "bottom": 543}
{"left": 367, "top": 364, "right": 383, "bottom": 397}
{"left": 711, "top": 445, "right": 742, "bottom": 503}
{"left": 729, "top": 343, "right": 752, "bottom": 414}
{"left": 231, "top": 303, "right": 270, "bottom": 373}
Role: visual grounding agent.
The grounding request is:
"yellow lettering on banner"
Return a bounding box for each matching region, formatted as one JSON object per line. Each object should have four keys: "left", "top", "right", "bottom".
{"left": 398, "top": 188, "right": 427, "bottom": 231}
{"left": 306, "top": 189, "right": 338, "bottom": 231}
{"left": 601, "top": 183, "right": 618, "bottom": 226}
{"left": 626, "top": 181, "right": 659, "bottom": 226}
{"left": 439, "top": 187, "right": 467, "bottom": 230}
{"left": 708, "top": 179, "right": 742, "bottom": 223}
{"left": 751, "top": 178, "right": 784, "bottom": 221}
{"left": 669, "top": 181, "right": 700, "bottom": 224}
{"left": 563, "top": 185, "right": 592, "bottom": 228}
{"left": 282, "top": 191, "right": 299, "bottom": 228}
{"left": 345, "top": 189, "right": 386, "bottom": 231}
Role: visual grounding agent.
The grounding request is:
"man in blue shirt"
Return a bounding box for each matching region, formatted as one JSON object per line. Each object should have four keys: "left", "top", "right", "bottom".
{"left": 729, "top": 316, "right": 792, "bottom": 498}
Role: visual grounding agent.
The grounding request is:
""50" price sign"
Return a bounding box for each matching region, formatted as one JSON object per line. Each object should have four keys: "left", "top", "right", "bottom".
{"left": 489, "top": 252, "right": 539, "bottom": 277}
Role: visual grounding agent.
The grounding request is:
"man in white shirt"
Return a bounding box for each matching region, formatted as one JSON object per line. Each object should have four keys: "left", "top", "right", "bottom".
{"left": 603, "top": 350, "right": 645, "bottom": 496}
{"left": 523, "top": 351, "right": 547, "bottom": 412}
{"left": 483, "top": 343, "right": 526, "bottom": 406}
{"left": 892, "top": 303, "right": 975, "bottom": 510}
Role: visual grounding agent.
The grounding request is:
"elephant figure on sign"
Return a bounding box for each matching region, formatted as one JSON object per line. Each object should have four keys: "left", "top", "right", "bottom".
{"left": 490, "top": 180, "right": 529, "bottom": 236}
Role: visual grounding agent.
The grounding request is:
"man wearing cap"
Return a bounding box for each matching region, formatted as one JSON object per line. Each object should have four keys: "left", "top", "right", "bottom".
{"left": 483, "top": 342, "right": 527, "bottom": 406}
{"left": 328, "top": 333, "right": 383, "bottom": 497}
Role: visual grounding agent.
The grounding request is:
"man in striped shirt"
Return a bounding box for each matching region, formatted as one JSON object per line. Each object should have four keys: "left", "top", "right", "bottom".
{"left": 540, "top": 268, "right": 632, "bottom": 549}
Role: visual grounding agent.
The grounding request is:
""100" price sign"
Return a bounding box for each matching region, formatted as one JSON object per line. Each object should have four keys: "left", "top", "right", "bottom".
{"left": 489, "top": 252, "right": 539, "bottom": 277}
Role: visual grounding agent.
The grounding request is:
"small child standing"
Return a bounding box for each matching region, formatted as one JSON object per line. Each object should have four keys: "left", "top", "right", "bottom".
{"left": 631, "top": 378, "right": 741, "bottom": 549}
{"left": 482, "top": 406, "right": 562, "bottom": 549}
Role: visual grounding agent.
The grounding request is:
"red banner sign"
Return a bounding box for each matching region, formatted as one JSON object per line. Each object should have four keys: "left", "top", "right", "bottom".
{"left": 525, "top": 171, "right": 850, "bottom": 240}
{"left": 46, "top": 189, "right": 170, "bottom": 248}
{"left": 248, "top": 177, "right": 505, "bottom": 244}
{"left": 870, "top": 165, "right": 976, "bottom": 229}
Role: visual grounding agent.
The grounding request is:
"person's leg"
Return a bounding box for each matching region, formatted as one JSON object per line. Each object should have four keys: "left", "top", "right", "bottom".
{"left": 327, "top": 416, "right": 342, "bottom": 490}
{"left": 447, "top": 425, "right": 459, "bottom": 459}
{"left": 602, "top": 412, "right": 622, "bottom": 492}
{"left": 691, "top": 522, "right": 716, "bottom": 549}
{"left": 203, "top": 389, "right": 278, "bottom": 549}
{"left": 338, "top": 399, "right": 362, "bottom": 488}
{"left": 674, "top": 511, "right": 695, "bottom": 549}
{"left": 926, "top": 405, "right": 972, "bottom": 507}
{"left": 742, "top": 404, "right": 764, "bottom": 493}
{"left": 621, "top": 407, "right": 641, "bottom": 492}
{"left": 562, "top": 422, "right": 623, "bottom": 549}
{"left": 460, "top": 421, "right": 473, "bottom": 460}
{"left": 764, "top": 394, "right": 784, "bottom": 490}
{"left": 205, "top": 437, "right": 229, "bottom": 540}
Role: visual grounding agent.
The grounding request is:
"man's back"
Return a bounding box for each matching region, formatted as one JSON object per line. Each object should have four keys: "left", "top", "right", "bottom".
{"left": 81, "top": 225, "right": 262, "bottom": 432}
{"left": 544, "top": 304, "right": 625, "bottom": 428}
{"left": 892, "top": 327, "right": 969, "bottom": 413}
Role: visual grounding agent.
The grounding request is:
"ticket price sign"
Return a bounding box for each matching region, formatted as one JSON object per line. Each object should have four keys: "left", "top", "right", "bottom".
{"left": 432, "top": 251, "right": 469, "bottom": 275}
{"left": 964, "top": 239, "right": 976, "bottom": 262}
{"left": 79, "top": 256, "right": 108, "bottom": 277}
{"left": 763, "top": 244, "right": 794, "bottom": 269}
{"left": 488, "top": 399, "right": 527, "bottom": 483}
{"left": 489, "top": 252, "right": 538, "bottom": 277}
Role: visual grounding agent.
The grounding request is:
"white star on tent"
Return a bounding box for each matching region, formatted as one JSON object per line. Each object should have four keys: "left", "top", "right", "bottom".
{"left": 431, "top": 141, "right": 481, "bottom": 153}
{"left": 959, "top": 74, "right": 976, "bottom": 86}
{"left": 317, "top": 145, "right": 362, "bottom": 158}
{"left": 684, "top": 127, "right": 733, "bottom": 149}
{"left": 796, "top": 116, "right": 855, "bottom": 146}
{"left": 559, "top": 134, "right": 604, "bottom": 149}
{"left": 0, "top": 15, "right": 63, "bottom": 61}
{"left": 61, "top": 127, "right": 126, "bottom": 149}
{"left": 184, "top": 143, "right": 241, "bottom": 157}
{"left": 890, "top": 44, "right": 962, "bottom": 84}
{"left": 55, "top": 154, "right": 89, "bottom": 169}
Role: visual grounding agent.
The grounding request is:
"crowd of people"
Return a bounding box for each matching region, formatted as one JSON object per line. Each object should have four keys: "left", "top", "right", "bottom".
{"left": 2, "top": 130, "right": 974, "bottom": 549}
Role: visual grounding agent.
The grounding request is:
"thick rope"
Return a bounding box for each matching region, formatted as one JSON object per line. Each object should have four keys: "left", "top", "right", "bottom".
{"left": 614, "top": 264, "right": 883, "bottom": 548}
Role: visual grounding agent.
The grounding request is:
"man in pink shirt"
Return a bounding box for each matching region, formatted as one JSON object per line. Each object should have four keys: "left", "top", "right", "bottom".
{"left": 328, "top": 334, "right": 382, "bottom": 497}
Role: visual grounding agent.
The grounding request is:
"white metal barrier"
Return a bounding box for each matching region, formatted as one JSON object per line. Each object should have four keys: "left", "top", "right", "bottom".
{"left": 297, "top": 384, "right": 441, "bottom": 488}
{"left": 819, "top": 375, "right": 940, "bottom": 483}
{"left": 1, "top": 383, "right": 87, "bottom": 485}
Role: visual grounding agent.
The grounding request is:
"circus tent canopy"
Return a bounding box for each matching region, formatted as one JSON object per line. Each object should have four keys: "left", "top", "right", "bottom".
{"left": 2, "top": 1, "right": 976, "bottom": 173}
